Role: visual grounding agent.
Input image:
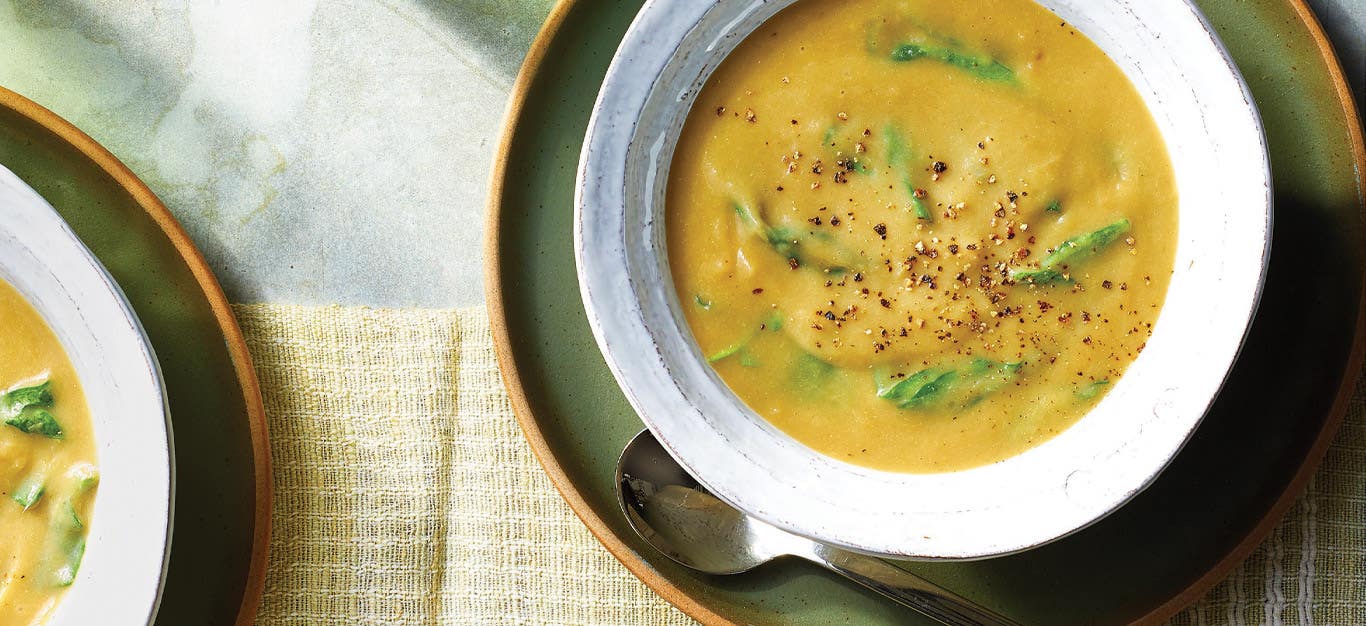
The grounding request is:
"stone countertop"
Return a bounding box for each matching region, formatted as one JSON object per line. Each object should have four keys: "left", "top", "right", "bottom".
{"left": 0, "top": 0, "right": 1359, "bottom": 308}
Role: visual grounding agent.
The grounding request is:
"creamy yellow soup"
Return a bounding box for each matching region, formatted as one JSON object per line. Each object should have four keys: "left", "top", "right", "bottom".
{"left": 0, "top": 279, "right": 98, "bottom": 625}
{"left": 668, "top": 0, "right": 1177, "bottom": 473}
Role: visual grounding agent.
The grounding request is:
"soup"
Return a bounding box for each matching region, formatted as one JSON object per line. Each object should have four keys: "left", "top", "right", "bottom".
{"left": 667, "top": 0, "right": 1178, "bottom": 472}
{"left": 0, "top": 279, "right": 98, "bottom": 625}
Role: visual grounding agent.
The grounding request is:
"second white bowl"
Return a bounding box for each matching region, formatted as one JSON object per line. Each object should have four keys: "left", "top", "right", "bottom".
{"left": 0, "top": 164, "right": 172, "bottom": 623}
{"left": 576, "top": 0, "right": 1270, "bottom": 559}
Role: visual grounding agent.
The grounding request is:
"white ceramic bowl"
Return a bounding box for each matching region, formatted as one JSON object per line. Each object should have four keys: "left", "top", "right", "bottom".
{"left": 576, "top": 0, "right": 1270, "bottom": 559}
{"left": 0, "top": 165, "right": 172, "bottom": 623}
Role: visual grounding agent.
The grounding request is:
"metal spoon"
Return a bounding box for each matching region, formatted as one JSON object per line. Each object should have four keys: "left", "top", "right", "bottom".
{"left": 615, "top": 429, "right": 1020, "bottom": 626}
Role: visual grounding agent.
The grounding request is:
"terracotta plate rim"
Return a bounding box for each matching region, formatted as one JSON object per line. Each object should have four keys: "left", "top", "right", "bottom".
{"left": 484, "top": 1, "right": 1366, "bottom": 623}
{"left": 0, "top": 86, "right": 274, "bottom": 626}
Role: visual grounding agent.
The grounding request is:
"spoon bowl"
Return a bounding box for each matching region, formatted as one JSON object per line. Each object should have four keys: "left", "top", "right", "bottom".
{"left": 617, "top": 428, "right": 807, "bottom": 575}
{"left": 615, "top": 430, "right": 1020, "bottom": 626}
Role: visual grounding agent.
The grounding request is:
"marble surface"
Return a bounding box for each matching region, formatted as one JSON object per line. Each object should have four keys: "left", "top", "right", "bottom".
{"left": 0, "top": 0, "right": 551, "bottom": 307}
{"left": 0, "top": 0, "right": 1358, "bottom": 308}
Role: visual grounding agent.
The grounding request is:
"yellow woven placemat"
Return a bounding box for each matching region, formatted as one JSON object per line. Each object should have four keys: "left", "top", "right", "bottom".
{"left": 233, "top": 304, "right": 1364, "bottom": 625}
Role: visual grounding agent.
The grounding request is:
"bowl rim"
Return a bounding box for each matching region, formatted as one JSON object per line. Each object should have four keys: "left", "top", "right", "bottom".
{"left": 574, "top": 0, "right": 1272, "bottom": 559}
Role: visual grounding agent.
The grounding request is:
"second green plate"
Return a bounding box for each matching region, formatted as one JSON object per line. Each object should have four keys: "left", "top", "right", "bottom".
{"left": 0, "top": 87, "right": 270, "bottom": 626}
{"left": 488, "top": 1, "right": 1366, "bottom": 623}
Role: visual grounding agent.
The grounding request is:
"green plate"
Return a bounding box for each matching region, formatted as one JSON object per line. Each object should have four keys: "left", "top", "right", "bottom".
{"left": 488, "top": 1, "right": 1365, "bottom": 623}
{"left": 0, "top": 88, "right": 270, "bottom": 625}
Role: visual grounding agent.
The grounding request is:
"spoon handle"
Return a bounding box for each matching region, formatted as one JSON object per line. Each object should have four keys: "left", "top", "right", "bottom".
{"left": 807, "top": 544, "right": 1021, "bottom": 626}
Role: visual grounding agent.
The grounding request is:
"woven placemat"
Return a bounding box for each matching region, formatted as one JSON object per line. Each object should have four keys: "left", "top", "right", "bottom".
{"left": 232, "top": 304, "right": 1364, "bottom": 625}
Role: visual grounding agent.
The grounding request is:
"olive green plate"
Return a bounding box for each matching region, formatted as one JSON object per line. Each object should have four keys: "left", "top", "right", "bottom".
{"left": 0, "top": 88, "right": 270, "bottom": 625}
{"left": 487, "top": 1, "right": 1366, "bottom": 623}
